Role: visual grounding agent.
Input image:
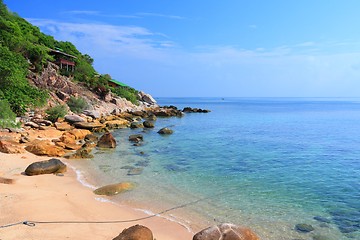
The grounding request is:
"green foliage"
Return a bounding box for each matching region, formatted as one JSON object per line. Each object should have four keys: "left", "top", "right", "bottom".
{"left": 45, "top": 104, "right": 68, "bottom": 122}
{"left": 0, "top": 44, "right": 48, "bottom": 115}
{"left": 111, "top": 86, "right": 139, "bottom": 105}
{"left": 0, "top": 99, "right": 20, "bottom": 128}
{"left": 67, "top": 96, "right": 88, "bottom": 113}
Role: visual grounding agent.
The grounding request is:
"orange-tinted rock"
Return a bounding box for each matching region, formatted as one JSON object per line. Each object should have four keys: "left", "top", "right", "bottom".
{"left": 25, "top": 140, "right": 65, "bottom": 157}
{"left": 59, "top": 132, "right": 76, "bottom": 145}
{"left": 193, "top": 223, "right": 260, "bottom": 240}
{"left": 93, "top": 182, "right": 135, "bottom": 196}
{"left": 55, "top": 122, "right": 73, "bottom": 131}
{"left": 68, "top": 129, "right": 91, "bottom": 140}
{"left": 97, "top": 132, "right": 116, "bottom": 148}
{"left": 105, "top": 119, "right": 129, "bottom": 129}
{"left": 113, "top": 225, "right": 153, "bottom": 240}
{"left": 0, "top": 140, "right": 25, "bottom": 154}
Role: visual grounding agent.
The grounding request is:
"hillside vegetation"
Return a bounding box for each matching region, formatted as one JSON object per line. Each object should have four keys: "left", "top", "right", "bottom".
{"left": 0, "top": 0, "right": 138, "bottom": 120}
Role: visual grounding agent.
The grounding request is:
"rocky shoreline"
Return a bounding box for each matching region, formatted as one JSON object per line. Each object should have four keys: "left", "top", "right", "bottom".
{"left": 0, "top": 101, "right": 259, "bottom": 239}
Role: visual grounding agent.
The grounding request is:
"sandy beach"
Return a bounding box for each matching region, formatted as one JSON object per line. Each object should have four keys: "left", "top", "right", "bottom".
{"left": 0, "top": 151, "right": 193, "bottom": 240}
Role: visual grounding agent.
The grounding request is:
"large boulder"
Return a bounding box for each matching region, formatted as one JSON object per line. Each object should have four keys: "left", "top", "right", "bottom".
{"left": 93, "top": 182, "right": 135, "bottom": 196}
{"left": 24, "top": 158, "right": 67, "bottom": 176}
{"left": 0, "top": 140, "right": 25, "bottom": 154}
{"left": 82, "top": 110, "right": 101, "bottom": 119}
{"left": 113, "top": 224, "right": 153, "bottom": 240}
{"left": 25, "top": 140, "right": 65, "bottom": 157}
{"left": 97, "top": 132, "right": 116, "bottom": 148}
{"left": 65, "top": 115, "right": 86, "bottom": 123}
{"left": 193, "top": 223, "right": 260, "bottom": 240}
{"left": 157, "top": 127, "right": 173, "bottom": 135}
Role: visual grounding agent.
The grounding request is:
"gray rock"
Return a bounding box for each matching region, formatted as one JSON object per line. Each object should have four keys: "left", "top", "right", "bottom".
{"left": 83, "top": 110, "right": 101, "bottom": 119}
{"left": 25, "top": 121, "right": 39, "bottom": 128}
{"left": 65, "top": 115, "right": 86, "bottom": 123}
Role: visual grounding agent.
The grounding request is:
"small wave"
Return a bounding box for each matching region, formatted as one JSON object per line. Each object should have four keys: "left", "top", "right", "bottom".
{"left": 65, "top": 162, "right": 96, "bottom": 190}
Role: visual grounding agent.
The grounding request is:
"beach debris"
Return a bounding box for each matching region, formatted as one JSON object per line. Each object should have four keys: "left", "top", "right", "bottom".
{"left": 24, "top": 158, "right": 67, "bottom": 176}
{"left": 93, "top": 182, "right": 135, "bottom": 196}
{"left": 129, "top": 134, "right": 143, "bottom": 143}
{"left": 193, "top": 223, "right": 260, "bottom": 240}
{"left": 112, "top": 224, "right": 153, "bottom": 240}
{"left": 97, "top": 132, "right": 116, "bottom": 148}
{"left": 0, "top": 177, "right": 14, "bottom": 184}
{"left": 0, "top": 140, "right": 25, "bottom": 154}
{"left": 25, "top": 139, "right": 65, "bottom": 157}
{"left": 157, "top": 127, "right": 173, "bottom": 135}
{"left": 295, "top": 223, "right": 315, "bottom": 233}
{"left": 143, "top": 121, "right": 155, "bottom": 128}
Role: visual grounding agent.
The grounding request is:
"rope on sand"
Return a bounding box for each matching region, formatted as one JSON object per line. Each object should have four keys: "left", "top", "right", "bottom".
{"left": 0, "top": 191, "right": 226, "bottom": 229}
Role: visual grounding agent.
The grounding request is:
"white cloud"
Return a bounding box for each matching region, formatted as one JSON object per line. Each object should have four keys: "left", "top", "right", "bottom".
{"left": 27, "top": 19, "right": 360, "bottom": 97}
{"left": 137, "top": 12, "right": 186, "bottom": 20}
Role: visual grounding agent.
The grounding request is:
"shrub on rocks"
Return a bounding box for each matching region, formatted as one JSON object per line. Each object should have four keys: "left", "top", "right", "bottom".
{"left": 46, "top": 105, "right": 68, "bottom": 122}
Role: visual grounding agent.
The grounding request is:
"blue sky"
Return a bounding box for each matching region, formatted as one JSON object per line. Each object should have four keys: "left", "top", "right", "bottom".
{"left": 4, "top": 0, "right": 360, "bottom": 97}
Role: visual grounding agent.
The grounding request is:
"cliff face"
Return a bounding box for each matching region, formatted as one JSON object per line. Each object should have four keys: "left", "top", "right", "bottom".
{"left": 27, "top": 62, "right": 157, "bottom": 115}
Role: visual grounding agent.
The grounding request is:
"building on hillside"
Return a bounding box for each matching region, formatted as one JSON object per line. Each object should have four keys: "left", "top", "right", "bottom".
{"left": 49, "top": 48, "right": 77, "bottom": 72}
{"left": 108, "top": 79, "right": 129, "bottom": 88}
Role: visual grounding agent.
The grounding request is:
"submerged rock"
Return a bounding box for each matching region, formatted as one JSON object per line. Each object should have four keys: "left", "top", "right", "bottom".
{"left": 130, "top": 122, "right": 144, "bottom": 129}
{"left": 295, "top": 223, "right": 315, "bottom": 233}
{"left": 113, "top": 224, "right": 153, "bottom": 240}
{"left": 193, "top": 223, "right": 260, "bottom": 240}
{"left": 93, "top": 182, "right": 135, "bottom": 196}
{"left": 127, "top": 167, "right": 143, "bottom": 175}
{"left": 25, "top": 158, "right": 67, "bottom": 176}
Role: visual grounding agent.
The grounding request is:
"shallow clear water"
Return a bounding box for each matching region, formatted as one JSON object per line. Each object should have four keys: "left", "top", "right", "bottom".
{"left": 73, "top": 98, "right": 360, "bottom": 239}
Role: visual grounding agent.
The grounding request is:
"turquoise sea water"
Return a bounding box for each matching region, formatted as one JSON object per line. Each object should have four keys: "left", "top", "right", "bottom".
{"left": 73, "top": 98, "right": 360, "bottom": 240}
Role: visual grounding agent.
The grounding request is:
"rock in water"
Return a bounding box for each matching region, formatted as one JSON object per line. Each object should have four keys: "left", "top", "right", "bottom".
{"left": 113, "top": 224, "right": 153, "bottom": 240}
{"left": 193, "top": 223, "right": 260, "bottom": 240}
{"left": 157, "top": 127, "right": 173, "bottom": 135}
{"left": 97, "top": 132, "right": 116, "bottom": 148}
{"left": 129, "top": 134, "right": 143, "bottom": 143}
{"left": 143, "top": 121, "right": 155, "bottom": 128}
{"left": 93, "top": 182, "right": 135, "bottom": 196}
{"left": 25, "top": 158, "right": 67, "bottom": 176}
{"left": 295, "top": 223, "right": 315, "bottom": 233}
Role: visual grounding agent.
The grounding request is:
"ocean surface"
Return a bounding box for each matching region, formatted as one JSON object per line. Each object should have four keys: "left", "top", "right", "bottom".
{"left": 71, "top": 98, "right": 360, "bottom": 240}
